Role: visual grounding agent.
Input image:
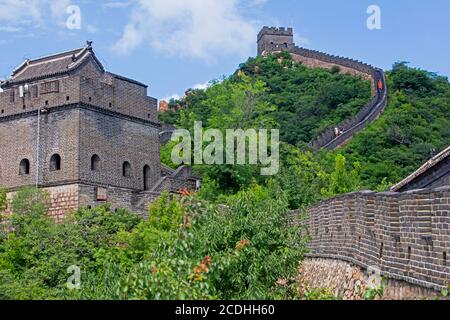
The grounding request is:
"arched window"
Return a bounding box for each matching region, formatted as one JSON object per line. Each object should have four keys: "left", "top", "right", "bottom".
{"left": 91, "top": 155, "right": 101, "bottom": 171}
{"left": 143, "top": 165, "right": 151, "bottom": 191}
{"left": 19, "top": 159, "right": 30, "bottom": 175}
{"left": 122, "top": 161, "right": 132, "bottom": 178}
{"left": 50, "top": 154, "right": 61, "bottom": 171}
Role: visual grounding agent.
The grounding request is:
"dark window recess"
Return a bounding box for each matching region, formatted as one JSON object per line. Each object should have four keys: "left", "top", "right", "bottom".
{"left": 45, "top": 100, "right": 49, "bottom": 106}
{"left": 143, "top": 165, "right": 151, "bottom": 191}
{"left": 50, "top": 154, "right": 61, "bottom": 171}
{"left": 123, "top": 162, "right": 132, "bottom": 178}
{"left": 408, "top": 247, "right": 412, "bottom": 261}
{"left": 19, "top": 159, "right": 30, "bottom": 175}
{"left": 91, "top": 155, "right": 101, "bottom": 171}
{"left": 66, "top": 96, "right": 70, "bottom": 101}
{"left": 109, "top": 103, "right": 112, "bottom": 108}
{"left": 379, "top": 243, "right": 384, "bottom": 258}
{"left": 10, "top": 90, "right": 15, "bottom": 103}
{"left": 40, "top": 81, "right": 60, "bottom": 94}
{"left": 32, "top": 85, "right": 38, "bottom": 98}
{"left": 1, "top": 109, "right": 4, "bottom": 114}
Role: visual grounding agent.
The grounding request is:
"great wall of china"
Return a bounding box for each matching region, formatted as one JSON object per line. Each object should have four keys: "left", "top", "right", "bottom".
{"left": 257, "top": 26, "right": 388, "bottom": 150}
{"left": 296, "top": 187, "right": 450, "bottom": 299}
{"left": 0, "top": 26, "right": 447, "bottom": 299}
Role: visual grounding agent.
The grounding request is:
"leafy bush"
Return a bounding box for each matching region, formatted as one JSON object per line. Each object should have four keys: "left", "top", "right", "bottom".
{"left": 0, "top": 186, "right": 308, "bottom": 300}
{"left": 0, "top": 189, "right": 141, "bottom": 300}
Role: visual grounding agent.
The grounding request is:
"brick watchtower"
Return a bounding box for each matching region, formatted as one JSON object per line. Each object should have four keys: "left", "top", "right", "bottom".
{"left": 0, "top": 42, "right": 196, "bottom": 217}
{"left": 257, "top": 26, "right": 294, "bottom": 56}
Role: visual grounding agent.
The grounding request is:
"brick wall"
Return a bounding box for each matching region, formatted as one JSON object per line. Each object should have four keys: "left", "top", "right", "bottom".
{"left": 78, "top": 108, "right": 161, "bottom": 191}
{"left": 0, "top": 58, "right": 158, "bottom": 125}
{"left": 5, "top": 184, "right": 80, "bottom": 222}
{"left": 4, "top": 183, "right": 182, "bottom": 219}
{"left": 0, "top": 108, "right": 81, "bottom": 189}
{"left": 291, "top": 54, "right": 372, "bottom": 81}
{"left": 297, "top": 186, "right": 450, "bottom": 291}
{"left": 0, "top": 74, "right": 81, "bottom": 118}
{"left": 0, "top": 104, "right": 161, "bottom": 192}
{"left": 257, "top": 27, "right": 294, "bottom": 56}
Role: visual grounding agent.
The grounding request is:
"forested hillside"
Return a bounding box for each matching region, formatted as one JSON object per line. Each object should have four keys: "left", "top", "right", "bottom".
{"left": 342, "top": 62, "right": 450, "bottom": 187}
{"left": 160, "top": 54, "right": 450, "bottom": 206}
{"left": 161, "top": 52, "right": 372, "bottom": 146}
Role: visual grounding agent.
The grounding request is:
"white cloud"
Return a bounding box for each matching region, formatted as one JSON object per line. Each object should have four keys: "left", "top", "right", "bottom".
{"left": 49, "top": 0, "right": 72, "bottom": 19}
{"left": 86, "top": 24, "right": 98, "bottom": 34}
{"left": 0, "top": 25, "right": 22, "bottom": 32}
{"left": 161, "top": 80, "right": 211, "bottom": 102}
{"left": 294, "top": 34, "right": 311, "bottom": 46}
{"left": 0, "top": 0, "right": 98, "bottom": 34}
{"left": 102, "top": 1, "right": 133, "bottom": 9}
{"left": 0, "top": 0, "right": 70, "bottom": 26}
{"left": 114, "top": 0, "right": 262, "bottom": 61}
{"left": 0, "top": 0, "right": 42, "bottom": 22}
{"left": 192, "top": 81, "right": 210, "bottom": 90}
{"left": 242, "top": 0, "right": 268, "bottom": 8}
{"left": 161, "top": 93, "right": 182, "bottom": 102}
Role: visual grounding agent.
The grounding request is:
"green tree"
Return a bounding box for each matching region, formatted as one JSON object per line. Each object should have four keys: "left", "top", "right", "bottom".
{"left": 321, "top": 154, "right": 361, "bottom": 197}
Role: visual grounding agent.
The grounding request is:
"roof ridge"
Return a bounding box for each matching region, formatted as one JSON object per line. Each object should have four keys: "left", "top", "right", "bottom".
{"left": 11, "top": 42, "right": 92, "bottom": 77}
{"left": 5, "top": 42, "right": 103, "bottom": 84}
{"left": 391, "top": 145, "right": 450, "bottom": 191}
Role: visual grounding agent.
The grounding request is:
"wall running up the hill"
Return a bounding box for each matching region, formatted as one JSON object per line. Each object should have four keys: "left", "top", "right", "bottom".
{"left": 261, "top": 43, "right": 388, "bottom": 150}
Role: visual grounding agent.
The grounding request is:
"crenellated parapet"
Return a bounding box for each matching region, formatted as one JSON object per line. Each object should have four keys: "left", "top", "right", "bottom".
{"left": 296, "top": 186, "right": 450, "bottom": 291}
{"left": 257, "top": 26, "right": 388, "bottom": 150}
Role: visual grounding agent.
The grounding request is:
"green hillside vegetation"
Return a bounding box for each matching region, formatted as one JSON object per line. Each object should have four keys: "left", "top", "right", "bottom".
{"left": 0, "top": 53, "right": 448, "bottom": 300}
{"left": 0, "top": 187, "right": 308, "bottom": 300}
{"left": 342, "top": 62, "right": 450, "bottom": 187}
{"left": 161, "top": 52, "right": 372, "bottom": 147}
{"left": 160, "top": 55, "right": 450, "bottom": 207}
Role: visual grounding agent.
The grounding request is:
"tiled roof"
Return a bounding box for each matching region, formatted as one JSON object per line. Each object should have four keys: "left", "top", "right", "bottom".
{"left": 391, "top": 145, "right": 450, "bottom": 192}
{"left": 5, "top": 42, "right": 104, "bottom": 84}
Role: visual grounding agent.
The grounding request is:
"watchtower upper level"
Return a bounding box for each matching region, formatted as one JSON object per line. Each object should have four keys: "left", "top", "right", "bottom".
{"left": 0, "top": 42, "right": 158, "bottom": 125}
{"left": 257, "top": 26, "right": 294, "bottom": 55}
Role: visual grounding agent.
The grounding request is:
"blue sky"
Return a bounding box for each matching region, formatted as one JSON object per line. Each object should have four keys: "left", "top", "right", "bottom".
{"left": 0, "top": 0, "right": 449, "bottom": 100}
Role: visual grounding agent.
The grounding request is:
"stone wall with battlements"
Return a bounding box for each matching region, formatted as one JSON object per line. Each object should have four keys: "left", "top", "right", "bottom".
{"left": 257, "top": 27, "right": 294, "bottom": 56}
{"left": 257, "top": 26, "right": 388, "bottom": 150}
{"left": 295, "top": 187, "right": 450, "bottom": 292}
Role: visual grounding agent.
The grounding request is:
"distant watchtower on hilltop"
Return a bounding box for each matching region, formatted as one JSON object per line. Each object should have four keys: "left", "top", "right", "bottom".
{"left": 257, "top": 26, "right": 294, "bottom": 56}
